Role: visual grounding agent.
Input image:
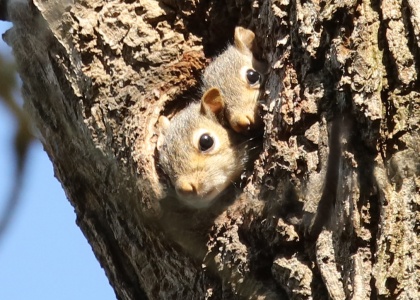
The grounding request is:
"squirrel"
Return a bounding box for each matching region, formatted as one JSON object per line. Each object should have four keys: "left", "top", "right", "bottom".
{"left": 157, "top": 88, "right": 253, "bottom": 209}
{"left": 202, "top": 27, "right": 268, "bottom": 134}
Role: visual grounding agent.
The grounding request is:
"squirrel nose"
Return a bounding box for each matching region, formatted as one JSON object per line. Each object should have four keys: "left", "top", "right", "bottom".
{"left": 234, "top": 115, "right": 254, "bottom": 133}
{"left": 176, "top": 181, "right": 198, "bottom": 196}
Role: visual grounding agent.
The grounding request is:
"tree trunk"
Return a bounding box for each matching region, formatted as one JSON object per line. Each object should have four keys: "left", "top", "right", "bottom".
{"left": 2, "top": 0, "right": 419, "bottom": 299}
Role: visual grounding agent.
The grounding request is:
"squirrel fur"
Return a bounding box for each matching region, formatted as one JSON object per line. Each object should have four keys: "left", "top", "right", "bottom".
{"left": 202, "top": 27, "right": 268, "bottom": 134}
{"left": 158, "top": 88, "right": 252, "bottom": 209}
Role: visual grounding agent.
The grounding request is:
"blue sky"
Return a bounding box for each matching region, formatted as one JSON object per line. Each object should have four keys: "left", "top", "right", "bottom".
{"left": 0, "top": 21, "right": 116, "bottom": 300}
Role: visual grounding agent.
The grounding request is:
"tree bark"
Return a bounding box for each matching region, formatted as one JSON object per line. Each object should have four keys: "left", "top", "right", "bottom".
{"left": 2, "top": 0, "right": 419, "bottom": 299}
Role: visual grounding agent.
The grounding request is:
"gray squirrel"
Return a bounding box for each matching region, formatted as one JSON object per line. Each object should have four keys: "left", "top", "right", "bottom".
{"left": 158, "top": 27, "right": 266, "bottom": 208}
{"left": 202, "top": 27, "right": 268, "bottom": 134}
{"left": 158, "top": 88, "right": 252, "bottom": 208}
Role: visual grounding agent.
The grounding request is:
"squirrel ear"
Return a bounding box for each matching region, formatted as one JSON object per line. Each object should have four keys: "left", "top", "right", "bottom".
{"left": 234, "top": 27, "right": 255, "bottom": 54}
{"left": 158, "top": 116, "right": 171, "bottom": 133}
{"left": 201, "top": 87, "right": 224, "bottom": 116}
{"left": 157, "top": 116, "right": 170, "bottom": 150}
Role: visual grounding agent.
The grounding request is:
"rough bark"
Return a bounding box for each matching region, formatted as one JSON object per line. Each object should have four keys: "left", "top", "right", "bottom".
{"left": 2, "top": 0, "right": 419, "bottom": 299}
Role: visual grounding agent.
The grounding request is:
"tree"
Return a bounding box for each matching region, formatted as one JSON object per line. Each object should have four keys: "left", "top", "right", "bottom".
{"left": 2, "top": 0, "right": 419, "bottom": 299}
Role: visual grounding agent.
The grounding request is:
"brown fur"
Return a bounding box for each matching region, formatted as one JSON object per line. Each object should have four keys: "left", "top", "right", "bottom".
{"left": 202, "top": 27, "right": 268, "bottom": 134}
{"left": 158, "top": 88, "right": 251, "bottom": 208}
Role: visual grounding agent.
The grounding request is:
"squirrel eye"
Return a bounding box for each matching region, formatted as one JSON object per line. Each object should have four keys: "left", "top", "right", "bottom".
{"left": 246, "top": 69, "right": 261, "bottom": 85}
{"left": 199, "top": 134, "right": 214, "bottom": 152}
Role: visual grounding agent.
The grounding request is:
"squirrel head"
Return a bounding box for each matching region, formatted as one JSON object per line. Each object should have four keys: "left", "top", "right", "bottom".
{"left": 202, "top": 27, "right": 268, "bottom": 134}
{"left": 157, "top": 88, "right": 249, "bottom": 209}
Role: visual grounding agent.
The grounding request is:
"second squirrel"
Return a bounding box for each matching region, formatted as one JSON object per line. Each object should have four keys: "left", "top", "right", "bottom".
{"left": 202, "top": 27, "right": 268, "bottom": 134}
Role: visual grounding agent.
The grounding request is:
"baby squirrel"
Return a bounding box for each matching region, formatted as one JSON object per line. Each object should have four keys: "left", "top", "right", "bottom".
{"left": 158, "top": 88, "right": 252, "bottom": 209}
{"left": 202, "top": 27, "right": 268, "bottom": 134}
